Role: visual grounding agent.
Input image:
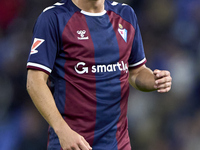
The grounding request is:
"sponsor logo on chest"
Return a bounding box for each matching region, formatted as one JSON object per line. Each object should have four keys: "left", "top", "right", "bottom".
{"left": 74, "top": 61, "right": 128, "bottom": 74}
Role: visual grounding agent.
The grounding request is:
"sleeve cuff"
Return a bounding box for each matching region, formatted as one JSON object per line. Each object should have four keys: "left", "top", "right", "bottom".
{"left": 27, "top": 62, "right": 52, "bottom": 75}
{"left": 129, "top": 58, "right": 147, "bottom": 68}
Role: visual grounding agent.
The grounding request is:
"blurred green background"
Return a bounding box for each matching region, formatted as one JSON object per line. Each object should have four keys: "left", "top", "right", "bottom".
{"left": 0, "top": 0, "right": 200, "bottom": 149}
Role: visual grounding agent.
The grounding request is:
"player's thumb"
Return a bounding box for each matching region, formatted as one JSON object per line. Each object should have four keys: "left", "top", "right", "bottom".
{"left": 153, "top": 69, "right": 161, "bottom": 75}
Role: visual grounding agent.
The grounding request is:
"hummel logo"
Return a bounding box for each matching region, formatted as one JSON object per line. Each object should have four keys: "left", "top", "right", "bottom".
{"left": 77, "top": 30, "right": 89, "bottom": 40}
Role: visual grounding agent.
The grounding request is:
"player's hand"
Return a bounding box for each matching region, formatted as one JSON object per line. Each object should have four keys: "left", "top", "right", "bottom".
{"left": 56, "top": 125, "right": 92, "bottom": 150}
{"left": 153, "top": 69, "right": 172, "bottom": 93}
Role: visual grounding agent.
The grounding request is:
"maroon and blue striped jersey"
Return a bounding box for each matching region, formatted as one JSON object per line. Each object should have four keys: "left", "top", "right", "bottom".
{"left": 27, "top": 0, "right": 146, "bottom": 149}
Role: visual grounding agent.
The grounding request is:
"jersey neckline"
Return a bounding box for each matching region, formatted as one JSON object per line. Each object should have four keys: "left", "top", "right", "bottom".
{"left": 80, "top": 10, "right": 107, "bottom": 16}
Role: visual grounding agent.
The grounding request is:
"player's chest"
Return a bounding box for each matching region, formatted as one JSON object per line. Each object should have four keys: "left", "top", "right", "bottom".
{"left": 60, "top": 13, "right": 134, "bottom": 59}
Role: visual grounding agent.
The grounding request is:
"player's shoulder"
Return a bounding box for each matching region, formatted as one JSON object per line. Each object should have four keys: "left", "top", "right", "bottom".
{"left": 38, "top": 0, "right": 76, "bottom": 21}
{"left": 106, "top": 0, "right": 138, "bottom": 27}
{"left": 106, "top": 0, "right": 136, "bottom": 15}
{"left": 42, "top": 2, "right": 66, "bottom": 14}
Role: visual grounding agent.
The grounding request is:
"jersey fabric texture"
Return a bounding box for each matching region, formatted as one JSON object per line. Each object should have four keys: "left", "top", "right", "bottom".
{"left": 27, "top": 0, "right": 146, "bottom": 149}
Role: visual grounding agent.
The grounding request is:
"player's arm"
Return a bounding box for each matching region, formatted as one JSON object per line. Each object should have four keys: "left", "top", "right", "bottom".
{"left": 128, "top": 64, "right": 172, "bottom": 93}
{"left": 26, "top": 69, "right": 92, "bottom": 150}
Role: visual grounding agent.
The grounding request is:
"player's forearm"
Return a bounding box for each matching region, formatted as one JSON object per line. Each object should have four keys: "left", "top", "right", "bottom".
{"left": 26, "top": 71, "right": 70, "bottom": 133}
{"left": 129, "top": 66, "right": 156, "bottom": 92}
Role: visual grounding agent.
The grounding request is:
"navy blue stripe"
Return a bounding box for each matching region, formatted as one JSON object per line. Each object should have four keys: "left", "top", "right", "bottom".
{"left": 85, "top": 14, "right": 122, "bottom": 150}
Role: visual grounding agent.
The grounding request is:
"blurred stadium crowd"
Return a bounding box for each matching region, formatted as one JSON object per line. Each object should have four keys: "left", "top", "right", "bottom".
{"left": 0, "top": 0, "right": 200, "bottom": 149}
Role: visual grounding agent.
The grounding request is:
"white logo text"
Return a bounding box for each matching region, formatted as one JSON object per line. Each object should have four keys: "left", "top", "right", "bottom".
{"left": 74, "top": 61, "right": 128, "bottom": 74}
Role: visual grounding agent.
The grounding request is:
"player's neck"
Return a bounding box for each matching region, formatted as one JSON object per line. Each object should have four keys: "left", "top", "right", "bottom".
{"left": 72, "top": 0, "right": 105, "bottom": 13}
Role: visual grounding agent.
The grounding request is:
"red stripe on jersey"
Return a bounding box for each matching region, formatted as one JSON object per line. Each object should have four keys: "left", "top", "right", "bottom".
{"left": 107, "top": 10, "right": 135, "bottom": 150}
{"left": 62, "top": 12, "right": 97, "bottom": 146}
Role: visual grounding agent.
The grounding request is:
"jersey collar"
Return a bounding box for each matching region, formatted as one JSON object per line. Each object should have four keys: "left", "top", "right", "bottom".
{"left": 80, "top": 10, "right": 107, "bottom": 16}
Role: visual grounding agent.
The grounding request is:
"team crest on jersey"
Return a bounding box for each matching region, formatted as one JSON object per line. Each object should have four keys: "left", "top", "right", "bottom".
{"left": 77, "top": 30, "right": 89, "bottom": 40}
{"left": 118, "top": 24, "right": 127, "bottom": 43}
{"left": 30, "top": 38, "right": 45, "bottom": 55}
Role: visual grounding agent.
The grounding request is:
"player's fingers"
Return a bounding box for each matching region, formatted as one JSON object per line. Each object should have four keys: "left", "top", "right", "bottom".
{"left": 153, "top": 69, "right": 161, "bottom": 74}
{"left": 78, "top": 138, "right": 91, "bottom": 150}
{"left": 157, "top": 87, "right": 171, "bottom": 93}
{"left": 155, "top": 76, "right": 172, "bottom": 85}
{"left": 78, "top": 143, "right": 88, "bottom": 150}
{"left": 81, "top": 137, "right": 92, "bottom": 150}
{"left": 153, "top": 69, "right": 161, "bottom": 78}
{"left": 72, "top": 146, "right": 81, "bottom": 150}
{"left": 154, "top": 81, "right": 172, "bottom": 89}
{"left": 64, "top": 145, "right": 80, "bottom": 150}
{"left": 153, "top": 70, "right": 172, "bottom": 93}
{"left": 154, "top": 70, "right": 170, "bottom": 79}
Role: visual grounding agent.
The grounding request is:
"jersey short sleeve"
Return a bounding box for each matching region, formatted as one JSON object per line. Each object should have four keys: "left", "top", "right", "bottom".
{"left": 27, "top": 9, "right": 60, "bottom": 74}
{"left": 127, "top": 7, "right": 146, "bottom": 68}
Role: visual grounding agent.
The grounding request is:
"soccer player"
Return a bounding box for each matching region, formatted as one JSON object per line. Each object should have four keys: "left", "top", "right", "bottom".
{"left": 26, "top": 0, "right": 172, "bottom": 150}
